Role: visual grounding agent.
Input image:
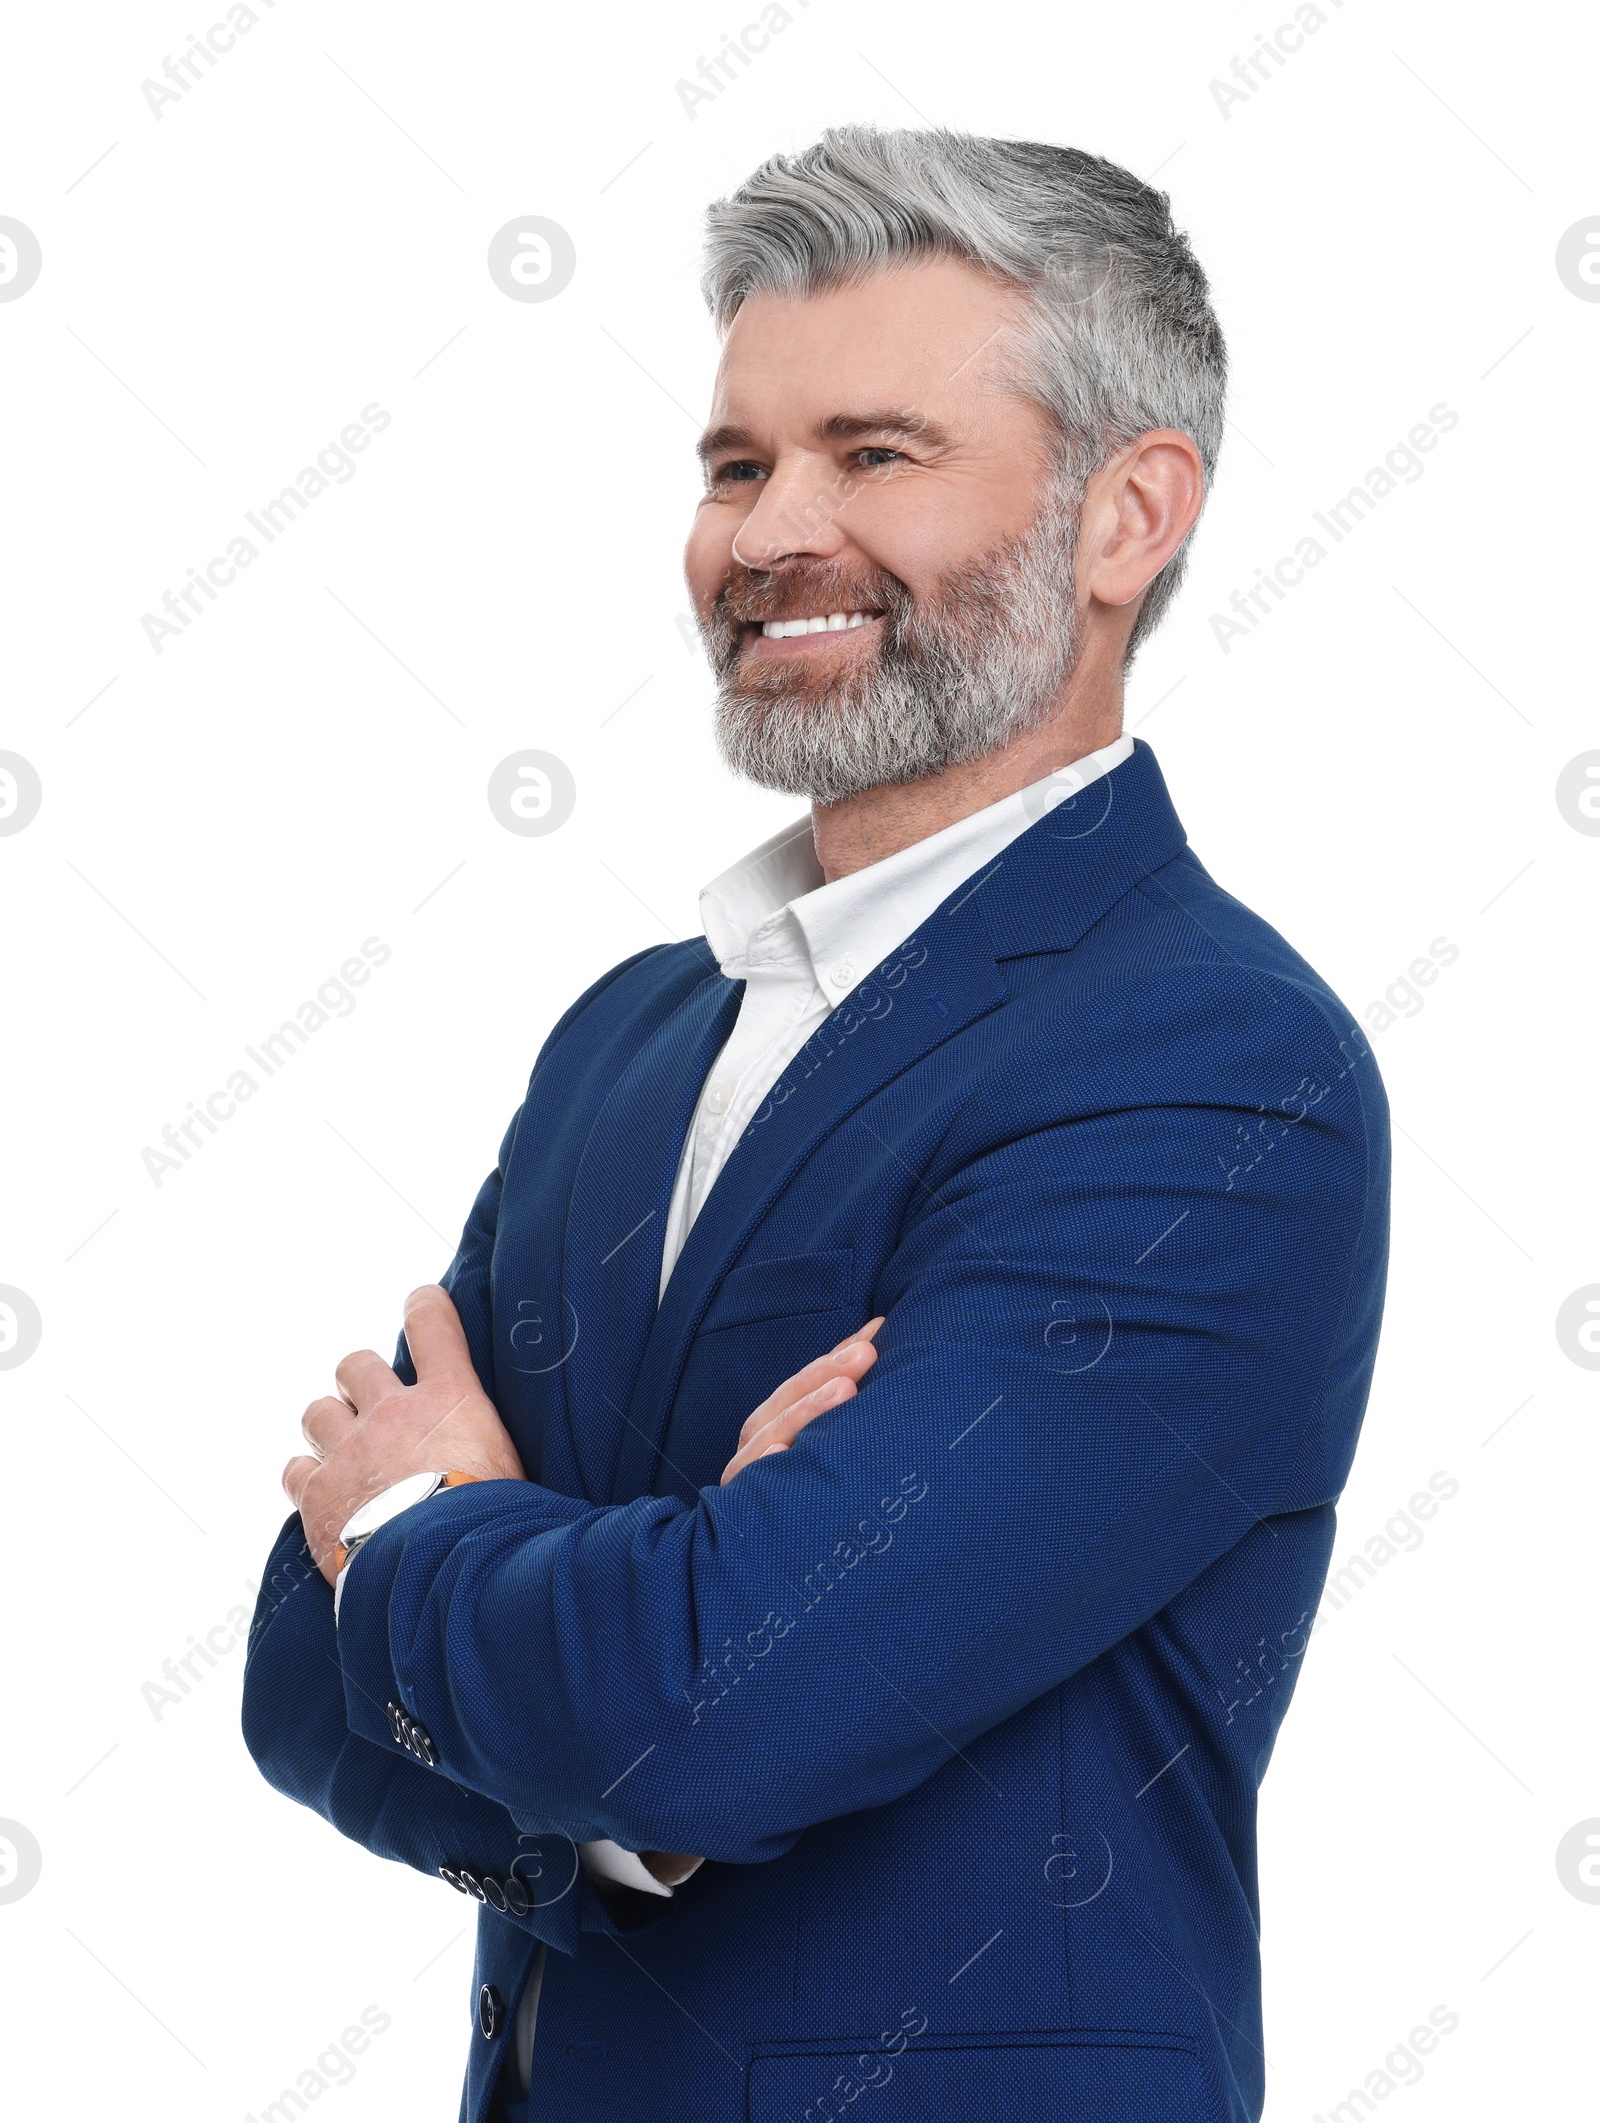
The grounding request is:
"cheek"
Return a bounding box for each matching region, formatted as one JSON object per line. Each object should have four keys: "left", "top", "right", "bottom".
{"left": 831, "top": 490, "right": 950, "bottom": 599}
{"left": 850, "top": 468, "right": 1035, "bottom": 596}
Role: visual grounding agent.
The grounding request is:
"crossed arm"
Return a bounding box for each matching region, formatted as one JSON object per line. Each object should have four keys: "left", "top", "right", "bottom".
{"left": 246, "top": 970, "right": 1377, "bottom": 1922}
{"left": 281, "top": 1289, "right": 883, "bottom": 1581}
{"left": 246, "top": 1292, "right": 880, "bottom": 1921}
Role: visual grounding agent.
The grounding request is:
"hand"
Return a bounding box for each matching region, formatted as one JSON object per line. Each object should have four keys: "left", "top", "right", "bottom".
{"left": 718, "top": 1318, "right": 884, "bottom": 1485}
{"left": 283, "top": 1284, "right": 527, "bottom": 1585}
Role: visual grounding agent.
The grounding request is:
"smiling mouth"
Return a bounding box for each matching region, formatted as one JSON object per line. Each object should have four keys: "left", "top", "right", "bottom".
{"left": 740, "top": 609, "right": 886, "bottom": 655}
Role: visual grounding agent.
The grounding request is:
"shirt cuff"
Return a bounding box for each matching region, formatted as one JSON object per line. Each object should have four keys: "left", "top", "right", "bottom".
{"left": 578, "top": 1839, "right": 703, "bottom": 1897}
{"left": 332, "top": 1475, "right": 441, "bottom": 1623}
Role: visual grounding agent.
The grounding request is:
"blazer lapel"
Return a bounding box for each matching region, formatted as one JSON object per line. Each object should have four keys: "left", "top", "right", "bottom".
{"left": 611, "top": 884, "right": 1009, "bottom": 1501}
{"left": 558, "top": 966, "right": 743, "bottom": 1502}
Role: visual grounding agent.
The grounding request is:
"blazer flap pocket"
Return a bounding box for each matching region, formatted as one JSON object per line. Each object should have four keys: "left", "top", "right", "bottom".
{"left": 748, "top": 2028, "right": 1215, "bottom": 2123}
{"left": 700, "top": 1249, "right": 856, "bottom": 1334}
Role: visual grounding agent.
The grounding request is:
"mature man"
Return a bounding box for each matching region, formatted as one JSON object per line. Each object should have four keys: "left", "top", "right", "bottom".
{"left": 244, "top": 126, "right": 1389, "bottom": 2123}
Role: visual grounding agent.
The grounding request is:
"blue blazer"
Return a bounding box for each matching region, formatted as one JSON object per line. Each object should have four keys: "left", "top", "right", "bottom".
{"left": 243, "top": 741, "right": 1389, "bottom": 2122}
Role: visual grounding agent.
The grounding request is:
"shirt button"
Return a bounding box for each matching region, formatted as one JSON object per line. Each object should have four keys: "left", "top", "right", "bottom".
{"left": 829, "top": 960, "right": 855, "bottom": 988}
{"left": 704, "top": 1082, "right": 731, "bottom": 1115}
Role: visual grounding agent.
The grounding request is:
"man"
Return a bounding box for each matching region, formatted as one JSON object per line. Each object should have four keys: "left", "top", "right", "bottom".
{"left": 244, "top": 125, "right": 1389, "bottom": 2123}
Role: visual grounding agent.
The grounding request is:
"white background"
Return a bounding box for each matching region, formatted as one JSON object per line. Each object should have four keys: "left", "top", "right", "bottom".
{"left": 1, "top": 1, "right": 1594, "bottom": 2116}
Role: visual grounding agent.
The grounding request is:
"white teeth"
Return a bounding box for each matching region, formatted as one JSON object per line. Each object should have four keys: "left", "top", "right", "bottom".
{"left": 760, "top": 611, "right": 876, "bottom": 638}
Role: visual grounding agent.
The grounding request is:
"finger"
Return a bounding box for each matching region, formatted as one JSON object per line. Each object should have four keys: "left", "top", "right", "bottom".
{"left": 738, "top": 1326, "right": 881, "bottom": 1441}
{"left": 735, "top": 1345, "right": 873, "bottom": 1450}
{"left": 831, "top": 1316, "right": 885, "bottom": 1353}
{"left": 333, "top": 1347, "right": 402, "bottom": 1414}
{"left": 301, "top": 1395, "right": 358, "bottom": 1455}
{"left": 736, "top": 1333, "right": 880, "bottom": 1450}
{"left": 282, "top": 1454, "right": 321, "bottom": 1508}
{"left": 723, "top": 1389, "right": 840, "bottom": 1484}
{"left": 640, "top": 1850, "right": 703, "bottom": 1886}
{"left": 757, "top": 1371, "right": 856, "bottom": 1450}
{"left": 401, "top": 1284, "right": 477, "bottom": 1388}
{"left": 722, "top": 1373, "right": 856, "bottom": 1483}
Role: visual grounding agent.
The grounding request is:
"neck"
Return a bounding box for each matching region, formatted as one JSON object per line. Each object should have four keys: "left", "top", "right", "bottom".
{"left": 810, "top": 650, "right": 1125, "bottom": 884}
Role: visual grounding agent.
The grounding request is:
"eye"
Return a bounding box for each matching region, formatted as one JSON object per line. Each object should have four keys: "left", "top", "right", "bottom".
{"left": 710, "top": 459, "right": 768, "bottom": 485}
{"left": 853, "top": 447, "right": 907, "bottom": 470}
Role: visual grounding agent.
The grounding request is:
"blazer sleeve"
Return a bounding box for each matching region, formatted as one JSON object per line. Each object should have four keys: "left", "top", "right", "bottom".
{"left": 241, "top": 1508, "right": 600, "bottom": 1954}
{"left": 331, "top": 969, "right": 1389, "bottom": 1866}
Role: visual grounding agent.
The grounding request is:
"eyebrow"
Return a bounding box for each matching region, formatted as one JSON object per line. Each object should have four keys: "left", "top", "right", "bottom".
{"left": 695, "top": 406, "right": 953, "bottom": 466}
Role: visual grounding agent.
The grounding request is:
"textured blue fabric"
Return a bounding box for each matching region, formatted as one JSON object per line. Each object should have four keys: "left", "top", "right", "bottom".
{"left": 242, "top": 742, "right": 1389, "bottom": 2122}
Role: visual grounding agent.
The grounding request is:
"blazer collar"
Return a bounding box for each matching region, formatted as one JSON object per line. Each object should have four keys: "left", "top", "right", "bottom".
{"left": 973, "top": 737, "right": 1187, "bottom": 960}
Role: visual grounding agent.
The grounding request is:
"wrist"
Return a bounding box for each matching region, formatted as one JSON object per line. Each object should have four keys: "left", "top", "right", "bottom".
{"left": 332, "top": 1471, "right": 481, "bottom": 1619}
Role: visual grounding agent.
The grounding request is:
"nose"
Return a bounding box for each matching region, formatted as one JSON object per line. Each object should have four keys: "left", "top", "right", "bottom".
{"left": 731, "top": 454, "right": 853, "bottom": 572}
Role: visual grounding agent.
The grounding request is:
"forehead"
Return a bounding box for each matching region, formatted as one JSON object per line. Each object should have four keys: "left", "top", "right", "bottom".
{"left": 707, "top": 255, "right": 1029, "bottom": 429}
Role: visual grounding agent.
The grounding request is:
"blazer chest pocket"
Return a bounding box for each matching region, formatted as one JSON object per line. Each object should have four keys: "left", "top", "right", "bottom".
{"left": 697, "top": 1248, "right": 857, "bottom": 1336}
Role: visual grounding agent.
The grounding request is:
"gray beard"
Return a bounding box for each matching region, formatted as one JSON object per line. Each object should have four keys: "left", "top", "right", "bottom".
{"left": 705, "top": 479, "right": 1085, "bottom": 806}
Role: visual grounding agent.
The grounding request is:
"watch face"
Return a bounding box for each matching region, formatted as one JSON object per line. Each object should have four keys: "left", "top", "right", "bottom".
{"left": 340, "top": 1469, "right": 442, "bottom": 1545}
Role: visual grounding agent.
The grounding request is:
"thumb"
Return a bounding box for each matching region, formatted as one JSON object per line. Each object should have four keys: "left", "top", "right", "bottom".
{"left": 401, "top": 1284, "right": 475, "bottom": 1387}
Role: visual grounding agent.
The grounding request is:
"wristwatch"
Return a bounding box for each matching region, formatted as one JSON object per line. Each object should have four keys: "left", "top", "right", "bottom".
{"left": 333, "top": 1471, "right": 478, "bottom": 1617}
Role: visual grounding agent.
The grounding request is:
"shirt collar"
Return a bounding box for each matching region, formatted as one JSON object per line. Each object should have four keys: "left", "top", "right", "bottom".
{"left": 697, "top": 733, "right": 1135, "bottom": 995}
{"left": 697, "top": 815, "right": 822, "bottom": 977}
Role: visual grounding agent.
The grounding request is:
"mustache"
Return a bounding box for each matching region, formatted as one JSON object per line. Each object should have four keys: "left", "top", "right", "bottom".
{"left": 710, "top": 568, "right": 910, "bottom": 628}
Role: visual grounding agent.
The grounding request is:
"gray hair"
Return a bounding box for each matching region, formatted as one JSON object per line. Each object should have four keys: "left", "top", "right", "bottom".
{"left": 700, "top": 124, "right": 1227, "bottom": 664}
